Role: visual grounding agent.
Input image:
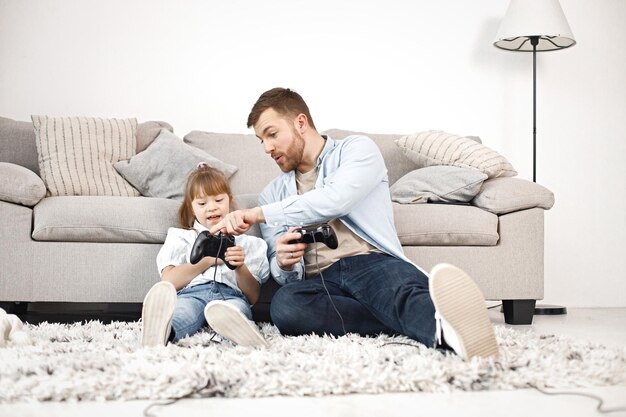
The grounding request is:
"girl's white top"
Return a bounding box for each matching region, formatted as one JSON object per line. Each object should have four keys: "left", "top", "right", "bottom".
{"left": 157, "top": 220, "right": 270, "bottom": 293}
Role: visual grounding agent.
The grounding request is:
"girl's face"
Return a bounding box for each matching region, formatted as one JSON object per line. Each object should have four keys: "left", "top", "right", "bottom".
{"left": 191, "top": 191, "right": 231, "bottom": 229}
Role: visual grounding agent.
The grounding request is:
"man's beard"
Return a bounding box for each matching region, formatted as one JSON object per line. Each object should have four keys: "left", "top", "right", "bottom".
{"left": 275, "top": 127, "right": 305, "bottom": 173}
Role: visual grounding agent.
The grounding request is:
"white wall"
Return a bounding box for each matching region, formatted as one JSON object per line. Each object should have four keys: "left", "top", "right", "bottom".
{"left": 1, "top": 0, "right": 624, "bottom": 307}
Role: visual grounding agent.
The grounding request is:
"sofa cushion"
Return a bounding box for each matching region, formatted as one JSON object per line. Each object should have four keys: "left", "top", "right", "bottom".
{"left": 32, "top": 196, "right": 180, "bottom": 243}
{"left": 472, "top": 177, "right": 555, "bottom": 214}
{"left": 0, "top": 162, "right": 46, "bottom": 206}
{"left": 395, "top": 130, "right": 518, "bottom": 179}
{"left": 31, "top": 115, "right": 140, "bottom": 197}
{"left": 390, "top": 166, "right": 488, "bottom": 204}
{"left": 393, "top": 203, "right": 499, "bottom": 246}
{"left": 184, "top": 131, "right": 281, "bottom": 195}
{"left": 114, "top": 129, "right": 238, "bottom": 200}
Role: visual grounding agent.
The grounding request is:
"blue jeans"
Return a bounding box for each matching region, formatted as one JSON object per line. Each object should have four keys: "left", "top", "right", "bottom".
{"left": 171, "top": 281, "right": 252, "bottom": 342}
{"left": 270, "top": 253, "right": 436, "bottom": 347}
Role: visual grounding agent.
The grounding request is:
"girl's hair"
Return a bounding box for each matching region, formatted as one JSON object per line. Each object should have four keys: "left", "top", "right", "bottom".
{"left": 178, "top": 163, "right": 233, "bottom": 229}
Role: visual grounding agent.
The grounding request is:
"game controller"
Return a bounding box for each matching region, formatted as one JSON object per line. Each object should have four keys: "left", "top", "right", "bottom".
{"left": 289, "top": 223, "right": 339, "bottom": 249}
{"left": 190, "top": 231, "right": 237, "bottom": 270}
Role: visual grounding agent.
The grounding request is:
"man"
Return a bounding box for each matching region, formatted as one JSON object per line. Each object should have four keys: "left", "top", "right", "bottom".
{"left": 211, "top": 87, "right": 498, "bottom": 359}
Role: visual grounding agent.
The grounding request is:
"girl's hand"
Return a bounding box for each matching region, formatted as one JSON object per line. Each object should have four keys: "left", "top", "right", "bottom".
{"left": 225, "top": 246, "right": 245, "bottom": 268}
{"left": 201, "top": 256, "right": 224, "bottom": 269}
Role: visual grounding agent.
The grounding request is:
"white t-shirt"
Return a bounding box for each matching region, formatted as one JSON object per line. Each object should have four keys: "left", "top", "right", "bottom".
{"left": 156, "top": 221, "right": 270, "bottom": 293}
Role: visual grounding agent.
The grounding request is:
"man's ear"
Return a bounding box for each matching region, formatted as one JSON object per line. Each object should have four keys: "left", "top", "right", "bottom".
{"left": 295, "top": 113, "right": 308, "bottom": 132}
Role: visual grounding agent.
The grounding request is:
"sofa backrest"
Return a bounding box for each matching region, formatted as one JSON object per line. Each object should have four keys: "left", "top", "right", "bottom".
{"left": 184, "top": 130, "right": 281, "bottom": 196}
{"left": 0, "top": 116, "right": 173, "bottom": 177}
{"left": 184, "top": 129, "right": 417, "bottom": 196}
{"left": 1, "top": 115, "right": 417, "bottom": 195}
{"left": 323, "top": 129, "right": 415, "bottom": 186}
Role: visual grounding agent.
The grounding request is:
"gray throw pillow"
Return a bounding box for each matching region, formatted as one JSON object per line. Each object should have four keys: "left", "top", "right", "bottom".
{"left": 472, "top": 177, "right": 555, "bottom": 214}
{"left": 390, "top": 166, "right": 488, "bottom": 204}
{"left": 114, "top": 129, "right": 238, "bottom": 200}
{"left": 0, "top": 162, "right": 46, "bottom": 206}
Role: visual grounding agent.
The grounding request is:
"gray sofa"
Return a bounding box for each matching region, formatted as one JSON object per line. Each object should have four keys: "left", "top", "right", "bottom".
{"left": 0, "top": 117, "right": 554, "bottom": 325}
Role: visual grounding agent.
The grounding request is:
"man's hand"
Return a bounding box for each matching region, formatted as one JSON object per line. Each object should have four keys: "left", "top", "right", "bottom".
{"left": 276, "top": 227, "right": 307, "bottom": 270}
{"left": 210, "top": 207, "right": 264, "bottom": 235}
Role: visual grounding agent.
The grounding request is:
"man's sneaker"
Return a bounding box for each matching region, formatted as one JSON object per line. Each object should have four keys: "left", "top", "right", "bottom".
{"left": 204, "top": 300, "right": 268, "bottom": 348}
{"left": 141, "top": 281, "right": 176, "bottom": 347}
{"left": 430, "top": 263, "right": 498, "bottom": 360}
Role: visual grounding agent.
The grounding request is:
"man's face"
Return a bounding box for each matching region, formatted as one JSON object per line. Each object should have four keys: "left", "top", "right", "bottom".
{"left": 254, "top": 108, "right": 305, "bottom": 173}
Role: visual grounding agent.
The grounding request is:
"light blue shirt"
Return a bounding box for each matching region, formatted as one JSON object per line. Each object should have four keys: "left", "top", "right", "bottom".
{"left": 259, "top": 135, "right": 425, "bottom": 285}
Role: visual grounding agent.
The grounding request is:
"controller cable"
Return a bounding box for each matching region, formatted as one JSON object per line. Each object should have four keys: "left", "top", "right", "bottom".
{"left": 311, "top": 235, "right": 347, "bottom": 336}
{"left": 211, "top": 234, "right": 226, "bottom": 301}
{"left": 145, "top": 236, "right": 625, "bottom": 416}
{"left": 142, "top": 233, "right": 226, "bottom": 417}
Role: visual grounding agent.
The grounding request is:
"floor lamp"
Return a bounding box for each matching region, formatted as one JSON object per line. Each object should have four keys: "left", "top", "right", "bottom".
{"left": 494, "top": 0, "right": 575, "bottom": 317}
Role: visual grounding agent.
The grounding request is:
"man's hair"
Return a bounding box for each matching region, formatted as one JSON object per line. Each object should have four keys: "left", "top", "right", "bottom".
{"left": 247, "top": 87, "right": 316, "bottom": 130}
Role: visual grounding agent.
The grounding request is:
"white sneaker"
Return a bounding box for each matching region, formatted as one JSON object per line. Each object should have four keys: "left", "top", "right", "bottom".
{"left": 5, "top": 313, "right": 31, "bottom": 346}
{"left": 141, "top": 281, "right": 177, "bottom": 347}
{"left": 0, "top": 310, "right": 10, "bottom": 348}
{"left": 204, "top": 300, "right": 268, "bottom": 348}
{"left": 430, "top": 263, "right": 498, "bottom": 360}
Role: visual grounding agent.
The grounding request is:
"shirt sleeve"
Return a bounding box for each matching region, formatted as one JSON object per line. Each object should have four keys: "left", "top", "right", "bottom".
{"left": 156, "top": 228, "right": 191, "bottom": 276}
{"left": 239, "top": 235, "right": 271, "bottom": 285}
{"left": 259, "top": 194, "right": 305, "bottom": 285}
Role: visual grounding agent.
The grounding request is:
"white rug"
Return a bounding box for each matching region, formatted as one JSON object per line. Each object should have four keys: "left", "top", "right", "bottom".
{"left": 0, "top": 321, "right": 625, "bottom": 402}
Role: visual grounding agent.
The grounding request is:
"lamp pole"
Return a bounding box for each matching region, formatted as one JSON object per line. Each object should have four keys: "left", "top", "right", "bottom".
{"left": 531, "top": 35, "right": 538, "bottom": 183}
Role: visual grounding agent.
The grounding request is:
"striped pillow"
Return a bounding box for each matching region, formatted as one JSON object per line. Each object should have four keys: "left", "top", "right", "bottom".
{"left": 31, "top": 115, "right": 140, "bottom": 197}
{"left": 395, "top": 130, "right": 517, "bottom": 179}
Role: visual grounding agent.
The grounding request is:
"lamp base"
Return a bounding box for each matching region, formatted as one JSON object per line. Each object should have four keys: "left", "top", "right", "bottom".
{"left": 534, "top": 304, "right": 567, "bottom": 315}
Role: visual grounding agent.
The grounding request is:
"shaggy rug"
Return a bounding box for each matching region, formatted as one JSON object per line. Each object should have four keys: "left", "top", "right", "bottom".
{"left": 0, "top": 321, "right": 624, "bottom": 402}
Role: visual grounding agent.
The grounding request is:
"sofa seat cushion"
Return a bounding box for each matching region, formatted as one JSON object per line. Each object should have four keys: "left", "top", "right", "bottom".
{"left": 33, "top": 196, "right": 180, "bottom": 243}
{"left": 393, "top": 203, "right": 499, "bottom": 246}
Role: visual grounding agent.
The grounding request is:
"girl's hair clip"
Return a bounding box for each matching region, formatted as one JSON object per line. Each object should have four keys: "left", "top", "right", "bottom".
{"left": 196, "top": 162, "right": 209, "bottom": 169}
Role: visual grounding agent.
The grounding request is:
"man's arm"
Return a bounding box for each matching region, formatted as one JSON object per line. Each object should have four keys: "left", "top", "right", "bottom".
{"left": 210, "top": 136, "right": 386, "bottom": 235}
{"left": 261, "top": 136, "right": 387, "bottom": 226}
{"left": 210, "top": 207, "right": 265, "bottom": 235}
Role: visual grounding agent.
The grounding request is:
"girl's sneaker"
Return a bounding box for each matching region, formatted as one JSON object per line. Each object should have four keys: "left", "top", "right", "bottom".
{"left": 430, "top": 263, "right": 498, "bottom": 360}
{"left": 141, "top": 281, "right": 176, "bottom": 347}
{"left": 204, "top": 300, "right": 268, "bottom": 347}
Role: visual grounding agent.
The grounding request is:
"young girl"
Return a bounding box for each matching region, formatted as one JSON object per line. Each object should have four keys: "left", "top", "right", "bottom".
{"left": 141, "top": 163, "right": 270, "bottom": 347}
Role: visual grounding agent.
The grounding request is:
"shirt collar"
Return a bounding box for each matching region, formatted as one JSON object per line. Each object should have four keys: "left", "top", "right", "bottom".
{"left": 317, "top": 135, "right": 336, "bottom": 167}
{"left": 193, "top": 220, "right": 209, "bottom": 233}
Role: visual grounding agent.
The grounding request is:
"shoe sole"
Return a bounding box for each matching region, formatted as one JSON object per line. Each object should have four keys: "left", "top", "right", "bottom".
{"left": 204, "top": 302, "right": 268, "bottom": 348}
{"left": 141, "top": 281, "right": 176, "bottom": 347}
{"left": 430, "top": 263, "right": 498, "bottom": 359}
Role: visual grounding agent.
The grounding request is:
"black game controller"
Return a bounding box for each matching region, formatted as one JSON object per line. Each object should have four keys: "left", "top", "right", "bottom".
{"left": 289, "top": 223, "right": 339, "bottom": 249}
{"left": 190, "top": 231, "right": 236, "bottom": 270}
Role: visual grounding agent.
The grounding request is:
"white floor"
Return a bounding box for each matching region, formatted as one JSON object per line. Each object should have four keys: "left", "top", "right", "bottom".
{"left": 1, "top": 308, "right": 625, "bottom": 417}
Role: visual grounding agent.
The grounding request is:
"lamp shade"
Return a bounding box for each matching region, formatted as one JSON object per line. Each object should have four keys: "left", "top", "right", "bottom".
{"left": 494, "top": 0, "right": 575, "bottom": 51}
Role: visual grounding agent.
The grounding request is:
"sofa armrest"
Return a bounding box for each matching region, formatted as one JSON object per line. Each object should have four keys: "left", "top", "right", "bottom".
{"left": 0, "top": 162, "right": 46, "bottom": 207}
{"left": 471, "top": 177, "right": 554, "bottom": 215}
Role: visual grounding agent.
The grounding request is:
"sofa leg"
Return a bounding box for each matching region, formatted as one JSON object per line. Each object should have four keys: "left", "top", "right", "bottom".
{"left": 502, "top": 299, "right": 536, "bottom": 325}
